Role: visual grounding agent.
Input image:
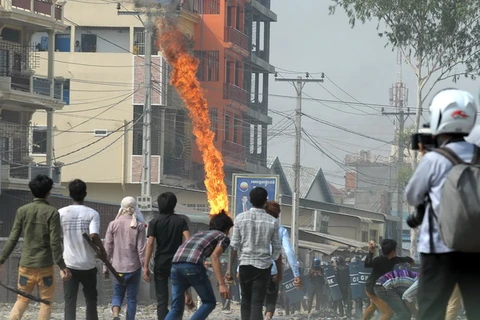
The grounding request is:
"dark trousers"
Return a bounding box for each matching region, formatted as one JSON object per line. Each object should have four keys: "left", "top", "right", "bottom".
{"left": 64, "top": 267, "right": 98, "bottom": 320}
{"left": 418, "top": 252, "right": 480, "bottom": 320}
{"left": 307, "top": 286, "right": 322, "bottom": 313}
{"left": 154, "top": 267, "right": 171, "bottom": 320}
{"left": 264, "top": 276, "right": 279, "bottom": 314}
{"left": 239, "top": 265, "right": 272, "bottom": 320}
{"left": 334, "top": 289, "right": 352, "bottom": 317}
{"left": 374, "top": 286, "right": 410, "bottom": 320}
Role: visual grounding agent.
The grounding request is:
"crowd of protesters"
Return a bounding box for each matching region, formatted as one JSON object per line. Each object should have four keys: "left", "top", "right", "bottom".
{"left": 3, "top": 87, "right": 480, "bottom": 320}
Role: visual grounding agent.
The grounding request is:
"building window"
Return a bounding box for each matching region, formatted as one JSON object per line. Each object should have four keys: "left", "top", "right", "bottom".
{"left": 193, "top": 0, "right": 220, "bottom": 14}
{"left": 362, "top": 231, "right": 368, "bottom": 243}
{"left": 225, "top": 115, "right": 231, "bottom": 141}
{"left": 233, "top": 118, "right": 240, "bottom": 144}
{"left": 209, "top": 108, "right": 218, "bottom": 141}
{"left": 1, "top": 28, "right": 21, "bottom": 43}
{"left": 94, "top": 129, "right": 108, "bottom": 137}
{"left": 63, "top": 79, "right": 70, "bottom": 105}
{"left": 81, "top": 34, "right": 97, "bottom": 52}
{"left": 194, "top": 51, "right": 219, "bottom": 82}
{"left": 32, "top": 126, "right": 47, "bottom": 155}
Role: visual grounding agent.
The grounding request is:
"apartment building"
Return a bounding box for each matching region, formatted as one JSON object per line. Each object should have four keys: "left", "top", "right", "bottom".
{"left": 0, "top": 0, "right": 66, "bottom": 192}
{"left": 28, "top": 0, "right": 276, "bottom": 204}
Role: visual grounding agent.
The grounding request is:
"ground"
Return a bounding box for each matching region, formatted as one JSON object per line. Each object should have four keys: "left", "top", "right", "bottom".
{"left": 0, "top": 303, "right": 351, "bottom": 319}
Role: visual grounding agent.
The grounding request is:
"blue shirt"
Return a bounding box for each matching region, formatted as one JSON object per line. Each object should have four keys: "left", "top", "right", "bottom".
{"left": 271, "top": 226, "right": 300, "bottom": 277}
{"left": 405, "top": 141, "right": 474, "bottom": 254}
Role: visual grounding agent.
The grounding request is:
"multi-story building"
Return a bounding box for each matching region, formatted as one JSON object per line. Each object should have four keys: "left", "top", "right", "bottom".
{"left": 0, "top": 0, "right": 66, "bottom": 192}
{"left": 28, "top": 0, "right": 276, "bottom": 204}
{"left": 191, "top": 0, "right": 276, "bottom": 188}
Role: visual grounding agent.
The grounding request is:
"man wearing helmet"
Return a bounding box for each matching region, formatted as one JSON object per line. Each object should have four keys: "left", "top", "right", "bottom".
{"left": 405, "top": 88, "right": 480, "bottom": 319}
{"left": 306, "top": 257, "right": 325, "bottom": 314}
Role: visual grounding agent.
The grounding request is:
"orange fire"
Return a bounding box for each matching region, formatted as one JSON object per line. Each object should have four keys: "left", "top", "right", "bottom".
{"left": 158, "top": 24, "right": 228, "bottom": 215}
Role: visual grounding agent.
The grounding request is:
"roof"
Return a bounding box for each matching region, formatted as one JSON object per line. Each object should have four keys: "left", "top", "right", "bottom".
{"left": 298, "top": 240, "right": 338, "bottom": 255}
{"left": 301, "top": 229, "right": 369, "bottom": 249}
{"left": 267, "top": 156, "right": 292, "bottom": 196}
{"left": 283, "top": 165, "right": 335, "bottom": 203}
{"left": 329, "top": 183, "right": 345, "bottom": 196}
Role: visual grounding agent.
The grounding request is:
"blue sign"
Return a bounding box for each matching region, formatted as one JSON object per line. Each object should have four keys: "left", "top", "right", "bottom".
{"left": 281, "top": 268, "right": 306, "bottom": 304}
{"left": 324, "top": 265, "right": 343, "bottom": 301}
{"left": 357, "top": 265, "right": 372, "bottom": 299}
{"left": 232, "top": 174, "right": 279, "bottom": 217}
{"left": 349, "top": 262, "right": 361, "bottom": 300}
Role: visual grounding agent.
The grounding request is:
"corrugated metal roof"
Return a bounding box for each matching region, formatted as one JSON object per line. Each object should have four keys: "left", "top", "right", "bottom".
{"left": 301, "top": 229, "right": 369, "bottom": 249}
{"left": 299, "top": 240, "right": 338, "bottom": 255}
{"left": 282, "top": 165, "right": 334, "bottom": 203}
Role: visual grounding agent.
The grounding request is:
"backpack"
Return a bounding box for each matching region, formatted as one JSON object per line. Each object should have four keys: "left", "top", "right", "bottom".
{"left": 432, "top": 146, "right": 480, "bottom": 252}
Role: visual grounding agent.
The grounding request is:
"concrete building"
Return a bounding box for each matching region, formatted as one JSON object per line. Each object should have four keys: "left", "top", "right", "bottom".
{"left": 27, "top": 0, "right": 276, "bottom": 201}
{"left": 0, "top": 0, "right": 66, "bottom": 192}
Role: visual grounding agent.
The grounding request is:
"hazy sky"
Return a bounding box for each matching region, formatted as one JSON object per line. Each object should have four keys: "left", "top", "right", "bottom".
{"left": 267, "top": 1, "right": 480, "bottom": 188}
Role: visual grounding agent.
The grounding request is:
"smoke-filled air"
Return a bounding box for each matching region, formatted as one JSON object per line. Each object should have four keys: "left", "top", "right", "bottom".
{"left": 157, "top": 22, "right": 229, "bottom": 215}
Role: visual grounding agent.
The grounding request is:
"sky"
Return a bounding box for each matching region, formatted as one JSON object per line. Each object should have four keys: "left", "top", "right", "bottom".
{"left": 267, "top": 0, "right": 480, "bottom": 188}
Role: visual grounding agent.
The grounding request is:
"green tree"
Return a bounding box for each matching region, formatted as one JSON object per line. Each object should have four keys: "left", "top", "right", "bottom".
{"left": 329, "top": 0, "right": 480, "bottom": 259}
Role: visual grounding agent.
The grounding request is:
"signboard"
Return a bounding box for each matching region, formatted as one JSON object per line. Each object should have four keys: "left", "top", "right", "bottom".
{"left": 349, "top": 262, "right": 361, "bottom": 300}
{"left": 232, "top": 174, "right": 279, "bottom": 218}
{"left": 357, "top": 265, "right": 372, "bottom": 300}
{"left": 323, "top": 264, "right": 343, "bottom": 301}
{"left": 281, "top": 268, "right": 306, "bottom": 304}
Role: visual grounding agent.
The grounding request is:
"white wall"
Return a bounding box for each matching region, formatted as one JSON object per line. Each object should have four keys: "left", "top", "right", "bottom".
{"left": 75, "top": 28, "right": 130, "bottom": 53}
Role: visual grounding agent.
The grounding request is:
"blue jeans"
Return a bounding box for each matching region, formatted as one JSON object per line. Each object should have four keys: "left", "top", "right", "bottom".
{"left": 165, "top": 263, "right": 216, "bottom": 320}
{"left": 112, "top": 268, "right": 141, "bottom": 320}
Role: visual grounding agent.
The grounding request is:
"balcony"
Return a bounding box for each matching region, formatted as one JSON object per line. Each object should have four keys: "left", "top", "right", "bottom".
{"left": 225, "top": 26, "right": 250, "bottom": 54}
{"left": 0, "top": 0, "right": 65, "bottom": 30}
{"left": 249, "top": 0, "right": 277, "bottom": 21}
{"left": 0, "top": 72, "right": 65, "bottom": 109}
{"left": 223, "top": 140, "right": 246, "bottom": 169}
{"left": 223, "top": 83, "right": 249, "bottom": 106}
{"left": 1, "top": 164, "right": 61, "bottom": 189}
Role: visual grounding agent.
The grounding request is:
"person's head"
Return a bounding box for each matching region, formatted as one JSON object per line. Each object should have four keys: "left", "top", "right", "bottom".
{"left": 312, "top": 257, "right": 321, "bottom": 270}
{"left": 29, "top": 174, "right": 54, "bottom": 199}
{"left": 265, "top": 201, "right": 280, "bottom": 219}
{"left": 249, "top": 187, "right": 268, "bottom": 208}
{"left": 119, "top": 196, "right": 137, "bottom": 216}
{"left": 241, "top": 195, "right": 248, "bottom": 203}
{"left": 429, "top": 88, "right": 477, "bottom": 145}
{"left": 380, "top": 239, "right": 398, "bottom": 259}
{"left": 157, "top": 192, "right": 177, "bottom": 214}
{"left": 209, "top": 211, "right": 234, "bottom": 234}
{"left": 75, "top": 40, "right": 80, "bottom": 46}
{"left": 68, "top": 179, "right": 87, "bottom": 202}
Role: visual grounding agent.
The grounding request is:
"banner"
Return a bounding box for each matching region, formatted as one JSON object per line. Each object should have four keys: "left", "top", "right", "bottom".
{"left": 323, "top": 264, "right": 343, "bottom": 301}
{"left": 349, "top": 262, "right": 361, "bottom": 300}
{"left": 232, "top": 174, "right": 279, "bottom": 218}
{"left": 281, "top": 268, "right": 306, "bottom": 304}
{"left": 357, "top": 265, "right": 372, "bottom": 300}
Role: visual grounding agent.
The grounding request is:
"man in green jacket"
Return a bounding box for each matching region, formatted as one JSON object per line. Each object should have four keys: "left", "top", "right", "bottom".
{"left": 0, "top": 174, "right": 72, "bottom": 320}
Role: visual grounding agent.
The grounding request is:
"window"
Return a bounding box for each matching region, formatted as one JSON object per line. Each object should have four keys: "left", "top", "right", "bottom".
{"left": 1, "top": 28, "right": 21, "bottom": 43}
{"left": 132, "top": 105, "right": 162, "bottom": 156}
{"left": 209, "top": 108, "right": 218, "bottom": 141}
{"left": 369, "top": 229, "right": 378, "bottom": 243}
{"left": 81, "top": 34, "right": 97, "bottom": 52}
{"left": 193, "top": 0, "right": 220, "bottom": 14}
{"left": 362, "top": 231, "right": 368, "bottom": 243}
{"left": 225, "top": 115, "right": 231, "bottom": 141}
{"left": 63, "top": 79, "right": 70, "bottom": 105}
{"left": 194, "top": 51, "right": 219, "bottom": 82}
{"left": 0, "top": 49, "right": 8, "bottom": 75}
{"left": 32, "top": 126, "right": 47, "bottom": 155}
{"left": 94, "top": 129, "right": 108, "bottom": 137}
{"left": 233, "top": 118, "right": 240, "bottom": 144}
{"left": 55, "top": 34, "right": 71, "bottom": 52}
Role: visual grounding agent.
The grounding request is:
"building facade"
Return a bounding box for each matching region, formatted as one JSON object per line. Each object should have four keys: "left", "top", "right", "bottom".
{"left": 0, "top": 0, "right": 66, "bottom": 192}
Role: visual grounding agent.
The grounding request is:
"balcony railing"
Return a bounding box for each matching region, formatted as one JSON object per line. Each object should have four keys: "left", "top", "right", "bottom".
{"left": 225, "top": 26, "right": 250, "bottom": 52}
{"left": 0, "top": 71, "right": 64, "bottom": 100}
{"left": 1, "top": 164, "right": 61, "bottom": 183}
{"left": 223, "top": 83, "right": 249, "bottom": 106}
{"left": 5, "top": 0, "right": 64, "bottom": 21}
{"left": 223, "top": 140, "right": 246, "bottom": 164}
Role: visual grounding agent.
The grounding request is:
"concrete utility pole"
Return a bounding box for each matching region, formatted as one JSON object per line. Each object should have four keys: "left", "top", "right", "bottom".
{"left": 118, "top": 9, "right": 154, "bottom": 213}
{"left": 275, "top": 73, "right": 324, "bottom": 255}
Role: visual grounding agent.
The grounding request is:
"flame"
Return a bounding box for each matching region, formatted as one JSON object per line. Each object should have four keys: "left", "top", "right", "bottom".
{"left": 158, "top": 24, "right": 229, "bottom": 215}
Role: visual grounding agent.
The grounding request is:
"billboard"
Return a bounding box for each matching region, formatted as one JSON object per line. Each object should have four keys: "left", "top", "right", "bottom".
{"left": 232, "top": 174, "right": 279, "bottom": 218}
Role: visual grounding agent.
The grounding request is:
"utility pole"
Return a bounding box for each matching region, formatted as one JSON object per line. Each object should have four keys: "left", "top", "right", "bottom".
{"left": 275, "top": 73, "right": 324, "bottom": 255}
{"left": 383, "top": 50, "right": 414, "bottom": 252}
{"left": 118, "top": 9, "right": 154, "bottom": 214}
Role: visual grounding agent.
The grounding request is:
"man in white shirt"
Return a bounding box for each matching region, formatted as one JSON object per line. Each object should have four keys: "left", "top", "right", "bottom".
{"left": 59, "top": 179, "right": 106, "bottom": 320}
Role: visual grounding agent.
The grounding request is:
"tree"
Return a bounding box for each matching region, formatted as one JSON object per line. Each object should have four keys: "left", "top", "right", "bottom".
{"left": 329, "top": 0, "right": 480, "bottom": 258}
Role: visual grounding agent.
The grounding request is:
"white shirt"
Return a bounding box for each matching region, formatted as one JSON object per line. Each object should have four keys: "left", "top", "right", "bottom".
{"left": 59, "top": 205, "right": 101, "bottom": 270}
{"left": 405, "top": 141, "right": 475, "bottom": 254}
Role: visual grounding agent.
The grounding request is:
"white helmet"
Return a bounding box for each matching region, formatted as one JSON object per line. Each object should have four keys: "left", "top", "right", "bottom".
{"left": 429, "top": 89, "right": 477, "bottom": 136}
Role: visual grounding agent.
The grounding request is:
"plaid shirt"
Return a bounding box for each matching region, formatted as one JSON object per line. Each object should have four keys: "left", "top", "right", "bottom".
{"left": 172, "top": 230, "right": 230, "bottom": 265}
{"left": 230, "top": 208, "right": 281, "bottom": 270}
